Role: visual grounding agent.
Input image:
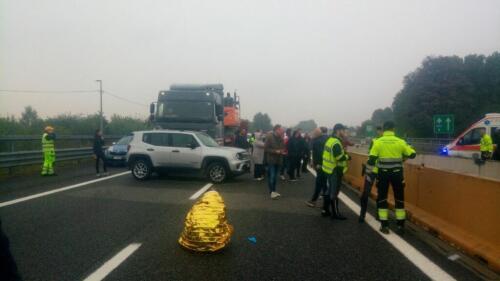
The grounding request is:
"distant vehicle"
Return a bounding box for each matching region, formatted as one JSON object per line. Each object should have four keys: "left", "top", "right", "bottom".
{"left": 104, "top": 135, "right": 133, "bottom": 165}
{"left": 149, "top": 84, "right": 225, "bottom": 143}
{"left": 126, "top": 130, "right": 250, "bottom": 183}
{"left": 442, "top": 113, "right": 500, "bottom": 158}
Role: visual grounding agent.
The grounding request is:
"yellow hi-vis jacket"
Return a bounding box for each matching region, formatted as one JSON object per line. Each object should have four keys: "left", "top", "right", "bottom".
{"left": 42, "top": 133, "right": 55, "bottom": 152}
{"left": 480, "top": 134, "right": 493, "bottom": 153}
{"left": 369, "top": 131, "right": 415, "bottom": 170}
{"left": 322, "top": 137, "right": 348, "bottom": 174}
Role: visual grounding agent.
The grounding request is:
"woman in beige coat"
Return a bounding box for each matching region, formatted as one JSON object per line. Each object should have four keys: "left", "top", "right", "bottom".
{"left": 252, "top": 131, "right": 266, "bottom": 180}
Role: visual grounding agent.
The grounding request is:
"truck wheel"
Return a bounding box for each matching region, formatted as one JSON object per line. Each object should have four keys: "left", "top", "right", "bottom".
{"left": 132, "top": 158, "right": 152, "bottom": 180}
{"left": 207, "top": 162, "right": 228, "bottom": 183}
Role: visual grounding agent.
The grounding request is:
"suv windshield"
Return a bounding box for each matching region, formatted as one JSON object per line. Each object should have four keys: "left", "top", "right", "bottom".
{"left": 157, "top": 101, "right": 214, "bottom": 122}
{"left": 116, "top": 135, "right": 132, "bottom": 145}
{"left": 195, "top": 132, "right": 219, "bottom": 147}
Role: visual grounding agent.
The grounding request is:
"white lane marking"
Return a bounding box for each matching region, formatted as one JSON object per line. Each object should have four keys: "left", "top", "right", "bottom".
{"left": 448, "top": 254, "right": 460, "bottom": 261}
{"left": 189, "top": 183, "right": 213, "bottom": 200}
{"left": 0, "top": 171, "right": 131, "bottom": 208}
{"left": 307, "top": 167, "right": 456, "bottom": 281}
{"left": 83, "top": 243, "right": 141, "bottom": 281}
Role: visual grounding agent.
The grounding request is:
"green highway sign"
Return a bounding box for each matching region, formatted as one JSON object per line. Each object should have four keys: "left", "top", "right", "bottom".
{"left": 365, "top": 124, "right": 375, "bottom": 137}
{"left": 433, "top": 114, "right": 454, "bottom": 134}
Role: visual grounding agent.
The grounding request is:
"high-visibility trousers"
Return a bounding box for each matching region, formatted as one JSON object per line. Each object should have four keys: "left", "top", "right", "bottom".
{"left": 376, "top": 168, "right": 406, "bottom": 227}
{"left": 41, "top": 150, "right": 55, "bottom": 175}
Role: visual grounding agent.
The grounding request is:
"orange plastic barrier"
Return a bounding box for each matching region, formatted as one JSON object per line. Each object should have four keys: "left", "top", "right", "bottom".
{"left": 344, "top": 152, "right": 500, "bottom": 272}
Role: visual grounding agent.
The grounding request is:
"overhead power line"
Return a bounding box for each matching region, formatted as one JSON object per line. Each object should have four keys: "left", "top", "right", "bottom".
{"left": 103, "top": 90, "right": 148, "bottom": 107}
{"left": 0, "top": 88, "right": 148, "bottom": 108}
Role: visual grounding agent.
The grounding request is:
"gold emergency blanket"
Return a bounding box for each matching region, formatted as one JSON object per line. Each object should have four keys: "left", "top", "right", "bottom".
{"left": 178, "top": 190, "right": 233, "bottom": 252}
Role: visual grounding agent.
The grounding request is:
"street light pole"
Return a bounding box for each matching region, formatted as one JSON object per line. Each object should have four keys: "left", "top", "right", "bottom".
{"left": 96, "top": 80, "right": 103, "bottom": 133}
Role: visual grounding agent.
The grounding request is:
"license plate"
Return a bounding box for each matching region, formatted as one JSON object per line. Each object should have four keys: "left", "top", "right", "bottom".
{"left": 113, "top": 156, "right": 122, "bottom": 160}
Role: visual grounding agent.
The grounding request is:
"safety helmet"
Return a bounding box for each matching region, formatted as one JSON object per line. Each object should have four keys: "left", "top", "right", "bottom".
{"left": 44, "top": 126, "right": 54, "bottom": 132}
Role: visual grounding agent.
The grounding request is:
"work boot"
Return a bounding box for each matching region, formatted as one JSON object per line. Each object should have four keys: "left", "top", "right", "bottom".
{"left": 380, "top": 226, "right": 390, "bottom": 234}
{"left": 321, "top": 210, "right": 331, "bottom": 217}
{"left": 358, "top": 215, "right": 365, "bottom": 223}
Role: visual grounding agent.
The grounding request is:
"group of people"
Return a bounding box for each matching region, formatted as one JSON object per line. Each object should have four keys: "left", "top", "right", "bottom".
{"left": 252, "top": 121, "right": 417, "bottom": 235}
{"left": 250, "top": 127, "right": 311, "bottom": 183}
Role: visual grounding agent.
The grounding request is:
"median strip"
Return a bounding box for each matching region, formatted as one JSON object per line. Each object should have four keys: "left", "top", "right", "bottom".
{"left": 0, "top": 171, "right": 131, "bottom": 208}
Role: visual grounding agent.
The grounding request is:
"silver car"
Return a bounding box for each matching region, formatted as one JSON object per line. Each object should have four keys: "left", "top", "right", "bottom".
{"left": 126, "top": 130, "right": 250, "bottom": 183}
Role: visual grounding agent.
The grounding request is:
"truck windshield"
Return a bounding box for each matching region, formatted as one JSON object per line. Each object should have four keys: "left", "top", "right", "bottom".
{"left": 195, "top": 132, "right": 219, "bottom": 147}
{"left": 157, "top": 101, "right": 214, "bottom": 122}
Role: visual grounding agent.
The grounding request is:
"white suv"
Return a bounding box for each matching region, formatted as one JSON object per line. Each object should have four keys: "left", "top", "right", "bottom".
{"left": 126, "top": 130, "right": 251, "bottom": 183}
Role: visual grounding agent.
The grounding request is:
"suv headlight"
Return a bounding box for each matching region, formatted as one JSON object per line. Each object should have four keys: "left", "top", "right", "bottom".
{"left": 235, "top": 152, "right": 250, "bottom": 160}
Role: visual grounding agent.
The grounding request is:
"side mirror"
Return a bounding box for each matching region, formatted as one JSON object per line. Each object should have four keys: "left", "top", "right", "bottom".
{"left": 188, "top": 143, "right": 199, "bottom": 149}
{"left": 149, "top": 103, "right": 155, "bottom": 114}
{"left": 457, "top": 138, "right": 464, "bottom": 145}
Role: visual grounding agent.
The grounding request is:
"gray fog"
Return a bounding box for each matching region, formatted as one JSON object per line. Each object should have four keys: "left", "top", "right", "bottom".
{"left": 1, "top": 0, "right": 499, "bottom": 127}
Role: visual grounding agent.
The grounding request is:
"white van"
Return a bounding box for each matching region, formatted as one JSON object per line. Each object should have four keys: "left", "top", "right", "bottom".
{"left": 443, "top": 113, "right": 500, "bottom": 158}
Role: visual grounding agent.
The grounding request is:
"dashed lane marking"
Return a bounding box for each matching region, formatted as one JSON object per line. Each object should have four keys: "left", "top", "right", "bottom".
{"left": 82, "top": 243, "right": 142, "bottom": 281}
{"left": 0, "top": 171, "right": 131, "bottom": 208}
{"left": 307, "top": 167, "right": 456, "bottom": 281}
{"left": 189, "top": 183, "right": 213, "bottom": 200}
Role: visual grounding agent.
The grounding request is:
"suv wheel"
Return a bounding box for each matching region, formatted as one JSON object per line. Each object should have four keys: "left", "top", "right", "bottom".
{"left": 132, "top": 158, "right": 152, "bottom": 180}
{"left": 207, "top": 162, "right": 228, "bottom": 183}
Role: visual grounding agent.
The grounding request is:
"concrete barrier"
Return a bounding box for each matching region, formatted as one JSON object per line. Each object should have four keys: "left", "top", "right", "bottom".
{"left": 343, "top": 152, "right": 500, "bottom": 272}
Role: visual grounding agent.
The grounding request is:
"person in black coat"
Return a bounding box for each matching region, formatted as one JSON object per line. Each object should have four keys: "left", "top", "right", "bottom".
{"left": 300, "top": 133, "right": 311, "bottom": 173}
{"left": 93, "top": 129, "right": 108, "bottom": 177}
{"left": 306, "top": 127, "right": 329, "bottom": 207}
{"left": 234, "top": 129, "right": 250, "bottom": 150}
{"left": 287, "top": 130, "right": 302, "bottom": 181}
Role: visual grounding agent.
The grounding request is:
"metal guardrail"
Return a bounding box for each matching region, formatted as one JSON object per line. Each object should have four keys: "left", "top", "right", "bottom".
{"left": 0, "top": 147, "right": 98, "bottom": 168}
{"left": 0, "top": 135, "right": 122, "bottom": 153}
{"left": 350, "top": 137, "right": 453, "bottom": 154}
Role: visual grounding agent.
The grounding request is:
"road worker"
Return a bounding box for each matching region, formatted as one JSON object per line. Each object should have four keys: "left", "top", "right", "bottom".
{"left": 479, "top": 128, "right": 493, "bottom": 160}
{"left": 367, "top": 121, "right": 416, "bottom": 234}
{"left": 359, "top": 126, "right": 383, "bottom": 223}
{"left": 321, "top": 123, "right": 350, "bottom": 220}
{"left": 41, "top": 126, "right": 56, "bottom": 176}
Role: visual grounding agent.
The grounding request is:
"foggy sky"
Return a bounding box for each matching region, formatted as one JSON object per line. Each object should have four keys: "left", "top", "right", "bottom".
{"left": 1, "top": 0, "right": 499, "bottom": 128}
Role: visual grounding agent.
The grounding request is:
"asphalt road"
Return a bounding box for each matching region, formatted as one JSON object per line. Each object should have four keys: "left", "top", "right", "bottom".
{"left": 0, "top": 167, "right": 482, "bottom": 281}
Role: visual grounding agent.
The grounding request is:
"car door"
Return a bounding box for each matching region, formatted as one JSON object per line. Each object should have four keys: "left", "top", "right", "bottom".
{"left": 455, "top": 127, "right": 484, "bottom": 157}
{"left": 168, "top": 133, "right": 203, "bottom": 169}
{"left": 142, "top": 132, "right": 170, "bottom": 167}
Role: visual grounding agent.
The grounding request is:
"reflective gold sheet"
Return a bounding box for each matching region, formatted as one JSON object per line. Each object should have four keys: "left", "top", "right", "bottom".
{"left": 179, "top": 190, "right": 233, "bottom": 252}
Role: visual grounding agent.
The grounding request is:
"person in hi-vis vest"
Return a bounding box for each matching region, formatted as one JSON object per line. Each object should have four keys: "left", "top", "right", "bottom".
{"left": 41, "top": 126, "right": 56, "bottom": 176}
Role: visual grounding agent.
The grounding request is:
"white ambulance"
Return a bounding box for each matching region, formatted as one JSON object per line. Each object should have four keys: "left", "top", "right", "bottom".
{"left": 443, "top": 113, "right": 500, "bottom": 158}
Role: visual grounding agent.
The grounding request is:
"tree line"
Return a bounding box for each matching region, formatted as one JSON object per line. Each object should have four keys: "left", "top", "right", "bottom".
{"left": 360, "top": 52, "right": 500, "bottom": 137}
{"left": 0, "top": 106, "right": 150, "bottom": 136}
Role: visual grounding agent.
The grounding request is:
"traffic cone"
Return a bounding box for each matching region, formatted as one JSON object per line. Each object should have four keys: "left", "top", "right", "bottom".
{"left": 178, "top": 190, "right": 233, "bottom": 252}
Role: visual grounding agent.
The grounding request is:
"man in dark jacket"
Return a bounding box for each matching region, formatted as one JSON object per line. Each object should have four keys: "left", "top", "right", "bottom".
{"left": 93, "top": 130, "right": 108, "bottom": 177}
{"left": 306, "top": 127, "right": 329, "bottom": 207}
{"left": 234, "top": 129, "right": 250, "bottom": 150}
